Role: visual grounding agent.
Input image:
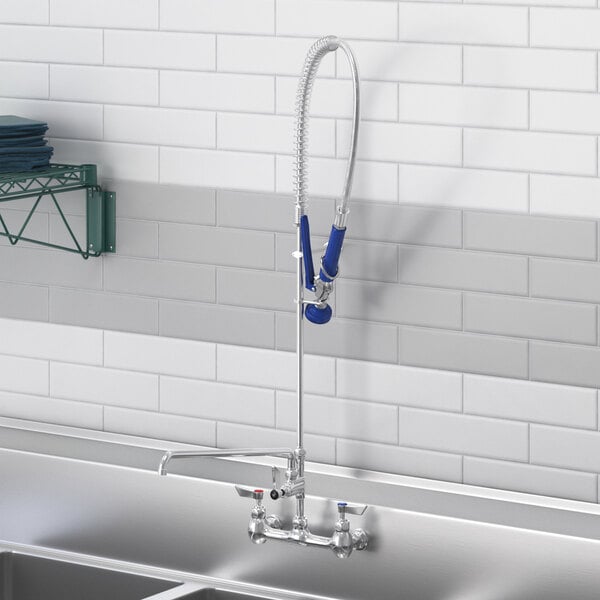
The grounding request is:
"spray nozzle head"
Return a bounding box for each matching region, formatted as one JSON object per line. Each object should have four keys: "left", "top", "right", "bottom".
{"left": 305, "top": 303, "right": 332, "bottom": 325}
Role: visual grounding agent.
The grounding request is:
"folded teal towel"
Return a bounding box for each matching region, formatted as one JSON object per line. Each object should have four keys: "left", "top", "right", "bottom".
{"left": 0, "top": 115, "right": 52, "bottom": 173}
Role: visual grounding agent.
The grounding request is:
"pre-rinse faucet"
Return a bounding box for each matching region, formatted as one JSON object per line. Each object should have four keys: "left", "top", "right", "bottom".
{"left": 158, "top": 36, "right": 366, "bottom": 559}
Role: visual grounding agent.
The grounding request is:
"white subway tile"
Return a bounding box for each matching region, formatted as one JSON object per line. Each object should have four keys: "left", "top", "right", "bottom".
{"left": 398, "top": 83, "right": 528, "bottom": 129}
{"left": 160, "top": 377, "right": 275, "bottom": 427}
{"left": 104, "top": 331, "right": 215, "bottom": 380}
{"left": 468, "top": 0, "right": 593, "bottom": 7}
{"left": 104, "top": 407, "right": 216, "bottom": 446}
{"left": 277, "top": 391, "right": 398, "bottom": 444}
{"left": 337, "top": 359, "right": 462, "bottom": 412}
{"left": 105, "top": 30, "right": 215, "bottom": 71}
{"left": 0, "top": 355, "right": 48, "bottom": 396}
{"left": 531, "top": 91, "right": 600, "bottom": 134}
{"left": 0, "top": 391, "right": 103, "bottom": 430}
{"left": 0, "top": 62, "right": 48, "bottom": 99}
{"left": 398, "top": 164, "right": 529, "bottom": 212}
{"left": 338, "top": 120, "right": 461, "bottom": 166}
{"left": 161, "top": 147, "right": 274, "bottom": 191}
{"left": 0, "top": 0, "right": 49, "bottom": 24}
{"left": 464, "top": 46, "right": 596, "bottom": 91}
{"left": 398, "top": 4, "right": 528, "bottom": 46}
{"left": 217, "top": 345, "right": 335, "bottom": 396}
{"left": 217, "top": 422, "right": 335, "bottom": 464}
{"left": 51, "top": 139, "right": 159, "bottom": 183}
{"left": 337, "top": 40, "right": 462, "bottom": 84}
{"left": 50, "top": 363, "right": 159, "bottom": 410}
{"left": 398, "top": 407, "right": 529, "bottom": 461}
{"left": 0, "top": 98, "right": 102, "bottom": 140}
{"left": 531, "top": 425, "right": 600, "bottom": 472}
{"left": 218, "top": 36, "right": 335, "bottom": 77}
{"left": 276, "top": 155, "right": 397, "bottom": 202}
{"left": 531, "top": 174, "right": 600, "bottom": 219}
{"left": 217, "top": 113, "right": 334, "bottom": 157}
{"left": 464, "top": 457, "right": 597, "bottom": 502}
{"left": 0, "top": 318, "right": 102, "bottom": 364}
{"left": 464, "top": 375, "right": 597, "bottom": 429}
{"left": 276, "top": 77, "right": 398, "bottom": 121}
{"left": 0, "top": 26, "right": 102, "bottom": 64}
{"left": 463, "top": 129, "right": 597, "bottom": 175}
{"left": 531, "top": 8, "right": 600, "bottom": 49}
{"left": 160, "top": 71, "right": 273, "bottom": 113}
{"left": 104, "top": 106, "right": 216, "bottom": 149}
{"left": 337, "top": 438, "right": 463, "bottom": 482}
{"left": 50, "top": 0, "right": 158, "bottom": 28}
{"left": 50, "top": 65, "right": 158, "bottom": 105}
{"left": 276, "top": 0, "right": 398, "bottom": 40}
{"left": 160, "top": 0, "right": 274, "bottom": 34}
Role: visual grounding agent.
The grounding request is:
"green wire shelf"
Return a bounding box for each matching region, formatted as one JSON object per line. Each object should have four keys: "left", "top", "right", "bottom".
{"left": 0, "top": 163, "right": 116, "bottom": 259}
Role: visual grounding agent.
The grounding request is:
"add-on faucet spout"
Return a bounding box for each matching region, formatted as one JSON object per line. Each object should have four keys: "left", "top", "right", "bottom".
{"left": 158, "top": 448, "right": 297, "bottom": 476}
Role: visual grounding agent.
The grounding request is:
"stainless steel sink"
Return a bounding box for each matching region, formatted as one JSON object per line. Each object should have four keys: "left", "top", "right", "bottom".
{"left": 177, "top": 591, "right": 273, "bottom": 600}
{"left": 0, "top": 552, "right": 182, "bottom": 600}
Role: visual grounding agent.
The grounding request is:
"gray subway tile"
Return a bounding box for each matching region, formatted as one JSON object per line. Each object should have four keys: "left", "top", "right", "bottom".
{"left": 104, "top": 407, "right": 216, "bottom": 446}
{"left": 464, "top": 374, "right": 597, "bottom": 429}
{"left": 217, "top": 422, "right": 335, "bottom": 464}
{"left": 399, "top": 326, "right": 529, "bottom": 379}
{"left": 276, "top": 312, "right": 397, "bottom": 363}
{"left": 399, "top": 246, "right": 528, "bottom": 295}
{"left": 104, "top": 256, "right": 216, "bottom": 302}
{"left": 530, "top": 340, "right": 600, "bottom": 388}
{"left": 217, "top": 268, "right": 295, "bottom": 312}
{"left": 464, "top": 211, "right": 597, "bottom": 260}
{"left": 115, "top": 219, "right": 159, "bottom": 258}
{"left": 531, "top": 257, "right": 600, "bottom": 303}
{"left": 464, "top": 293, "right": 597, "bottom": 345}
{"left": 347, "top": 202, "right": 462, "bottom": 248}
{"left": 276, "top": 391, "right": 398, "bottom": 444}
{"left": 50, "top": 288, "right": 158, "bottom": 334}
{"left": 0, "top": 246, "right": 102, "bottom": 289}
{"left": 337, "top": 280, "right": 462, "bottom": 329}
{"left": 0, "top": 282, "right": 48, "bottom": 322}
{"left": 160, "top": 299, "right": 275, "bottom": 348}
{"left": 464, "top": 457, "right": 597, "bottom": 502}
{"left": 106, "top": 179, "right": 216, "bottom": 225}
{"left": 336, "top": 438, "right": 463, "bottom": 482}
{"left": 160, "top": 222, "right": 274, "bottom": 269}
{"left": 217, "top": 189, "right": 334, "bottom": 235}
{"left": 398, "top": 407, "right": 529, "bottom": 461}
{"left": 276, "top": 234, "right": 399, "bottom": 283}
{"left": 531, "top": 424, "right": 600, "bottom": 473}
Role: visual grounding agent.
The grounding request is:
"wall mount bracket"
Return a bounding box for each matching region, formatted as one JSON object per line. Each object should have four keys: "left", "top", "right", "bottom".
{"left": 0, "top": 163, "right": 116, "bottom": 259}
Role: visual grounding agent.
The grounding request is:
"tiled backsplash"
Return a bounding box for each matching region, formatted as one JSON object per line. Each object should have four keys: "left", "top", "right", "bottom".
{"left": 2, "top": 0, "right": 600, "bottom": 216}
{"left": 0, "top": 318, "right": 598, "bottom": 503}
{"left": 2, "top": 0, "right": 600, "bottom": 503}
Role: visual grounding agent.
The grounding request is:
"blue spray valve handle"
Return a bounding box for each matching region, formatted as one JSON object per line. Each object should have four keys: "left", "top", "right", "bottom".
{"left": 300, "top": 215, "right": 315, "bottom": 291}
{"left": 320, "top": 225, "right": 346, "bottom": 283}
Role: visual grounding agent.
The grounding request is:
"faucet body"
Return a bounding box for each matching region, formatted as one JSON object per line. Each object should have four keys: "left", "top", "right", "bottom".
{"left": 159, "top": 36, "right": 365, "bottom": 559}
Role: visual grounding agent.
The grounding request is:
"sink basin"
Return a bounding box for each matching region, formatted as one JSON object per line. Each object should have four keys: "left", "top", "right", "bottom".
{"left": 0, "top": 552, "right": 181, "bottom": 600}
{"left": 178, "top": 590, "right": 273, "bottom": 600}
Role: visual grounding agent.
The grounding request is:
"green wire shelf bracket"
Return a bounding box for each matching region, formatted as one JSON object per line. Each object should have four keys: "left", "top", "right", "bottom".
{"left": 0, "top": 163, "right": 116, "bottom": 259}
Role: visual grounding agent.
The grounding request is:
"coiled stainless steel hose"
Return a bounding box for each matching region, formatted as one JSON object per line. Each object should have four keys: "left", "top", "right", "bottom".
{"left": 294, "top": 35, "right": 361, "bottom": 227}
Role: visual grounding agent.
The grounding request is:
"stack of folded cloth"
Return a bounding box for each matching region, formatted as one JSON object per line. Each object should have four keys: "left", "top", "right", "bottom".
{"left": 0, "top": 115, "right": 54, "bottom": 174}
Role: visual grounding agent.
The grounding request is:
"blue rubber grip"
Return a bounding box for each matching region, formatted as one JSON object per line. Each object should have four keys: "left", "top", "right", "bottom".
{"left": 300, "top": 215, "right": 315, "bottom": 291}
{"left": 320, "top": 226, "right": 346, "bottom": 283}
